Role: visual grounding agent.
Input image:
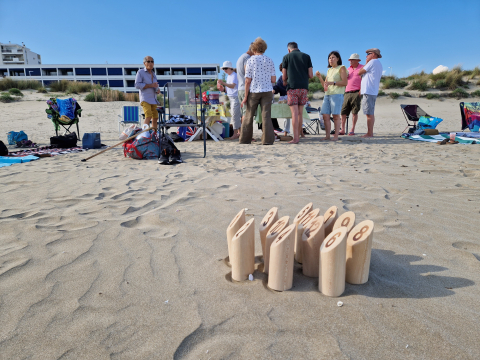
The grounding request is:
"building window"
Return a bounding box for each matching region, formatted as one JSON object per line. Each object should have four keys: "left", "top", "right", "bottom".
{"left": 25, "top": 68, "right": 41, "bottom": 76}
{"left": 124, "top": 68, "right": 139, "bottom": 76}
{"left": 42, "top": 68, "right": 57, "bottom": 76}
{"left": 156, "top": 68, "right": 171, "bottom": 76}
{"left": 10, "top": 69, "right": 25, "bottom": 76}
{"left": 93, "top": 80, "right": 108, "bottom": 87}
{"left": 43, "top": 80, "right": 58, "bottom": 86}
{"left": 126, "top": 80, "right": 136, "bottom": 87}
{"left": 109, "top": 80, "right": 124, "bottom": 87}
{"left": 172, "top": 68, "right": 185, "bottom": 75}
{"left": 58, "top": 68, "right": 74, "bottom": 76}
{"left": 75, "top": 68, "right": 91, "bottom": 76}
{"left": 202, "top": 67, "right": 217, "bottom": 75}
{"left": 92, "top": 68, "right": 107, "bottom": 76}
{"left": 187, "top": 67, "right": 201, "bottom": 75}
{"left": 0, "top": 69, "right": 7, "bottom": 76}
{"left": 107, "top": 68, "right": 123, "bottom": 76}
{"left": 172, "top": 80, "right": 187, "bottom": 83}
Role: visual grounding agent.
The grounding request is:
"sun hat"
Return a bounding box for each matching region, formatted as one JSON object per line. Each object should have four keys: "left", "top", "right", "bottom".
{"left": 348, "top": 53, "right": 360, "bottom": 60}
{"left": 222, "top": 61, "right": 233, "bottom": 69}
{"left": 365, "top": 48, "right": 382, "bottom": 58}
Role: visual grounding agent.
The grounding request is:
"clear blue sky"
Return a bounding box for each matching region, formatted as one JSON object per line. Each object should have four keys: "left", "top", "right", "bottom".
{"left": 1, "top": 0, "right": 479, "bottom": 78}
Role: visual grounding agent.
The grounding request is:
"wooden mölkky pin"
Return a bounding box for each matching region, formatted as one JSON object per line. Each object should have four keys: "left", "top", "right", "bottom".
{"left": 301, "top": 216, "right": 325, "bottom": 277}
{"left": 268, "top": 224, "right": 296, "bottom": 291}
{"left": 319, "top": 227, "right": 347, "bottom": 297}
{"left": 323, "top": 206, "right": 338, "bottom": 237}
{"left": 346, "top": 220, "right": 374, "bottom": 285}
{"left": 293, "top": 203, "right": 313, "bottom": 264}
{"left": 226, "top": 208, "right": 246, "bottom": 265}
{"left": 264, "top": 216, "right": 290, "bottom": 274}
{"left": 231, "top": 218, "right": 255, "bottom": 282}
{"left": 259, "top": 207, "right": 279, "bottom": 260}
{"left": 333, "top": 211, "right": 356, "bottom": 235}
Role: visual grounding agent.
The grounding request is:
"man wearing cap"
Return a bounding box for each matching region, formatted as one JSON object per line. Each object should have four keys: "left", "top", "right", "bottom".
{"left": 358, "top": 48, "right": 383, "bottom": 137}
{"left": 340, "top": 53, "right": 363, "bottom": 136}
{"left": 218, "top": 61, "right": 241, "bottom": 139}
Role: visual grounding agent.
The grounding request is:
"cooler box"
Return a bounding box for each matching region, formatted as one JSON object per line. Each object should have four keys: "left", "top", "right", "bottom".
{"left": 82, "top": 133, "right": 101, "bottom": 149}
{"left": 222, "top": 122, "right": 230, "bottom": 138}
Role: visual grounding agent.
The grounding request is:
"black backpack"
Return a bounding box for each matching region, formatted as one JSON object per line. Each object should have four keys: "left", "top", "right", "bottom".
{"left": 0, "top": 140, "right": 8, "bottom": 156}
{"left": 50, "top": 132, "right": 78, "bottom": 148}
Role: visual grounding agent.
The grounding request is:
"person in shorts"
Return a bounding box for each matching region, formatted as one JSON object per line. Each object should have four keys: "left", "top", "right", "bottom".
{"left": 281, "top": 42, "right": 313, "bottom": 144}
{"left": 135, "top": 56, "right": 160, "bottom": 129}
{"left": 357, "top": 48, "right": 383, "bottom": 138}
{"left": 316, "top": 51, "right": 348, "bottom": 141}
{"left": 340, "top": 53, "right": 364, "bottom": 135}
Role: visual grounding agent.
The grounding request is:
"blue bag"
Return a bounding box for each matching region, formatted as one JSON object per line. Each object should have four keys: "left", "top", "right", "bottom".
{"left": 418, "top": 116, "right": 443, "bottom": 129}
{"left": 7, "top": 131, "right": 28, "bottom": 145}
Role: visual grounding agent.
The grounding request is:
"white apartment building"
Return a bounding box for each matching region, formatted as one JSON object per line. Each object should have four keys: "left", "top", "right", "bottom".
{"left": 0, "top": 42, "right": 41, "bottom": 65}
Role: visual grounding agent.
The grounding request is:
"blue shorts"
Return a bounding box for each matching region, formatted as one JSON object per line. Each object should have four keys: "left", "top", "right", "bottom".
{"left": 320, "top": 94, "right": 344, "bottom": 115}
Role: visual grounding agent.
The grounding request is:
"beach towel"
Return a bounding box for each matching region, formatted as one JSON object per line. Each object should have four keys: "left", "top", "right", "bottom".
{"left": 56, "top": 98, "right": 76, "bottom": 120}
{"left": 0, "top": 155, "right": 38, "bottom": 168}
{"left": 402, "top": 133, "right": 480, "bottom": 144}
{"left": 461, "top": 102, "right": 480, "bottom": 131}
{"left": 7, "top": 146, "right": 87, "bottom": 157}
{"left": 418, "top": 116, "right": 443, "bottom": 129}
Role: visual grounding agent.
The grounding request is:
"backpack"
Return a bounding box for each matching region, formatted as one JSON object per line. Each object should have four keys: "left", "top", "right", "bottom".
{"left": 123, "top": 130, "right": 160, "bottom": 159}
{"left": 0, "top": 140, "right": 8, "bottom": 156}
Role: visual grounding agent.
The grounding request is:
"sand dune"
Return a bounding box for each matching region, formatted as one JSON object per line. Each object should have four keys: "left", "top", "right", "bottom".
{"left": 0, "top": 91, "right": 479, "bottom": 359}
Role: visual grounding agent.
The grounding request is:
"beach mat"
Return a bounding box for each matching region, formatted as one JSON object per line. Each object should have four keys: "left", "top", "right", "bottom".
{"left": 8, "top": 146, "right": 88, "bottom": 157}
{"left": 0, "top": 155, "right": 39, "bottom": 168}
{"left": 402, "top": 133, "right": 480, "bottom": 144}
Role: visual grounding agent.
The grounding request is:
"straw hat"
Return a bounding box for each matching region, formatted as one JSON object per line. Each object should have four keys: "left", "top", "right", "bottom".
{"left": 348, "top": 53, "right": 360, "bottom": 60}
{"left": 222, "top": 61, "right": 233, "bottom": 70}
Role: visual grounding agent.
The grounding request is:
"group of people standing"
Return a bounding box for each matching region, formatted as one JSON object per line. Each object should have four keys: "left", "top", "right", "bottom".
{"left": 219, "top": 37, "right": 383, "bottom": 145}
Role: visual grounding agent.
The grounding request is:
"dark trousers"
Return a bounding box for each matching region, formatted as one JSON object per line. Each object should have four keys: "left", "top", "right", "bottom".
{"left": 240, "top": 91, "right": 275, "bottom": 145}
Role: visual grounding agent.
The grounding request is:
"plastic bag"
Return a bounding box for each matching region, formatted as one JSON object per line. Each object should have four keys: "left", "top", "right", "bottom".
{"left": 119, "top": 124, "right": 141, "bottom": 140}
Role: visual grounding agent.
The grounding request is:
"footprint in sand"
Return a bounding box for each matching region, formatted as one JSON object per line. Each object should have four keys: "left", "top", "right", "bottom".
{"left": 452, "top": 241, "right": 480, "bottom": 261}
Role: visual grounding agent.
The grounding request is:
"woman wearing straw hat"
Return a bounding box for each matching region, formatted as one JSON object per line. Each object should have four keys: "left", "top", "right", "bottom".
{"left": 218, "top": 61, "right": 241, "bottom": 139}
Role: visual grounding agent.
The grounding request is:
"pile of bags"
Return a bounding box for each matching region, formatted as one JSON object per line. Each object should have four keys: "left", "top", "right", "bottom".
{"left": 121, "top": 125, "right": 160, "bottom": 160}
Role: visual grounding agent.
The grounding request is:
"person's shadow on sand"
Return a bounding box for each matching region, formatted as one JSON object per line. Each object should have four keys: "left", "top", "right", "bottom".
{"left": 341, "top": 249, "right": 475, "bottom": 299}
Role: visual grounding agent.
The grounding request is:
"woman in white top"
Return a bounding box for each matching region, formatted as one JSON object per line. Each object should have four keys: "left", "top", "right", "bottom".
{"left": 240, "top": 37, "right": 276, "bottom": 145}
{"left": 218, "top": 61, "right": 241, "bottom": 139}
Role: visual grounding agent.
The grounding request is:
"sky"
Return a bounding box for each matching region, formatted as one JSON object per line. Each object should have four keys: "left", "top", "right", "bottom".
{"left": 1, "top": 0, "right": 479, "bottom": 79}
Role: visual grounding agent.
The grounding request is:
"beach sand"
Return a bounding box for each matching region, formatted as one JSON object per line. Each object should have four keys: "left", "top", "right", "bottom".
{"left": 1, "top": 90, "right": 480, "bottom": 359}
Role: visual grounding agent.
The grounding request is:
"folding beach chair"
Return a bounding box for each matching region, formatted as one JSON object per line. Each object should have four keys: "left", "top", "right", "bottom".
{"left": 400, "top": 104, "right": 432, "bottom": 133}
{"left": 45, "top": 98, "right": 82, "bottom": 137}
{"left": 118, "top": 106, "right": 142, "bottom": 134}
{"left": 305, "top": 107, "right": 324, "bottom": 134}
{"left": 460, "top": 102, "right": 480, "bottom": 131}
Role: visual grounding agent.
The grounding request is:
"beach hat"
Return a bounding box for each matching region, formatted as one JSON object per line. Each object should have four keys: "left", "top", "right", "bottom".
{"left": 222, "top": 61, "right": 233, "bottom": 69}
{"left": 348, "top": 53, "right": 360, "bottom": 60}
{"left": 365, "top": 48, "right": 382, "bottom": 58}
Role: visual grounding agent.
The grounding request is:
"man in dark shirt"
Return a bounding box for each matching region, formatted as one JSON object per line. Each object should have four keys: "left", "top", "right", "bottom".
{"left": 282, "top": 42, "right": 313, "bottom": 144}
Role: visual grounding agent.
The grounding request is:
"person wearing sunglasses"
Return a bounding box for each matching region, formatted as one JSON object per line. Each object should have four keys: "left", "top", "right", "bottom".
{"left": 217, "top": 61, "right": 241, "bottom": 139}
{"left": 357, "top": 48, "right": 383, "bottom": 137}
{"left": 135, "top": 56, "right": 161, "bottom": 129}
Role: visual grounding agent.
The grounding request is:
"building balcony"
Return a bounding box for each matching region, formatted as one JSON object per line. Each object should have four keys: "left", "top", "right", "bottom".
{"left": 3, "top": 59, "right": 24, "bottom": 63}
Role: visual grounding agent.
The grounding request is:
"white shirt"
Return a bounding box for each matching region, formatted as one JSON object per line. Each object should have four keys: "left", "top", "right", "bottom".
{"left": 245, "top": 55, "right": 276, "bottom": 93}
{"left": 360, "top": 59, "right": 383, "bottom": 96}
{"left": 226, "top": 72, "right": 238, "bottom": 97}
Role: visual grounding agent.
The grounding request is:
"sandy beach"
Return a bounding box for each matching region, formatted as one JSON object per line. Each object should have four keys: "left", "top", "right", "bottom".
{"left": 1, "top": 90, "right": 480, "bottom": 359}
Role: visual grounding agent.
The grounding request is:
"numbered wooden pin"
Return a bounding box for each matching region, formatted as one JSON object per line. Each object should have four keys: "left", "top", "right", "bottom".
{"left": 323, "top": 206, "right": 338, "bottom": 237}
{"left": 333, "top": 211, "right": 356, "bottom": 235}
{"left": 293, "top": 203, "right": 313, "bottom": 264}
{"left": 259, "top": 207, "right": 279, "bottom": 260}
{"left": 268, "top": 224, "right": 296, "bottom": 291}
{"left": 346, "top": 220, "right": 374, "bottom": 285}
{"left": 301, "top": 216, "right": 325, "bottom": 277}
{"left": 319, "top": 227, "right": 347, "bottom": 297}
{"left": 264, "top": 216, "right": 290, "bottom": 274}
{"left": 231, "top": 218, "right": 255, "bottom": 282}
{"left": 226, "top": 209, "right": 246, "bottom": 265}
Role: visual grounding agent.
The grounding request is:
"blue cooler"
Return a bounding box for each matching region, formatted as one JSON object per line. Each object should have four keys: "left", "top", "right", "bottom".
{"left": 82, "top": 133, "right": 101, "bottom": 149}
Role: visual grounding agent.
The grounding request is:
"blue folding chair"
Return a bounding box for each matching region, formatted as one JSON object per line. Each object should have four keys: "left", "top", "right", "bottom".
{"left": 118, "top": 106, "right": 142, "bottom": 134}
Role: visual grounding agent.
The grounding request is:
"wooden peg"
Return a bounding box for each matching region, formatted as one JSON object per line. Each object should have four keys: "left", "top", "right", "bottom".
{"left": 231, "top": 218, "right": 255, "bottom": 282}
{"left": 268, "top": 224, "right": 296, "bottom": 291}
{"left": 346, "top": 220, "right": 374, "bottom": 285}
{"left": 319, "top": 227, "right": 347, "bottom": 297}
{"left": 301, "top": 216, "right": 325, "bottom": 277}
{"left": 293, "top": 203, "right": 313, "bottom": 263}
{"left": 264, "top": 216, "right": 290, "bottom": 274}
{"left": 323, "top": 206, "right": 338, "bottom": 237}
{"left": 259, "top": 207, "right": 279, "bottom": 260}
{"left": 226, "top": 209, "right": 246, "bottom": 265}
{"left": 333, "top": 211, "right": 356, "bottom": 235}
